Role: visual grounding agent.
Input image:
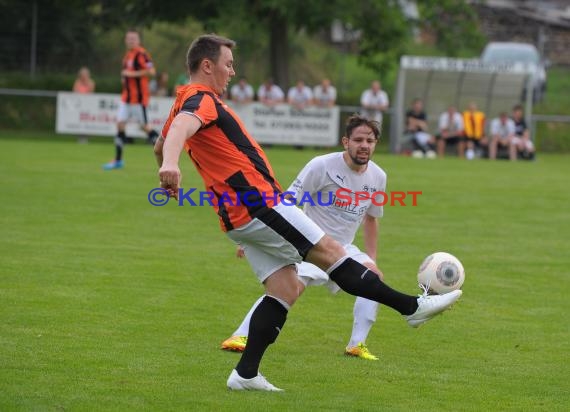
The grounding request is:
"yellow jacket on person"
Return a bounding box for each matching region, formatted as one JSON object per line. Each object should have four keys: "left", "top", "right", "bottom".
{"left": 463, "top": 111, "right": 486, "bottom": 140}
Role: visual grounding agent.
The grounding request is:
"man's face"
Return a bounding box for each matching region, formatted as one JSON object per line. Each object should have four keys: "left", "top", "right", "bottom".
{"left": 343, "top": 124, "right": 377, "bottom": 166}
{"left": 211, "top": 46, "right": 235, "bottom": 95}
{"left": 125, "top": 32, "right": 140, "bottom": 50}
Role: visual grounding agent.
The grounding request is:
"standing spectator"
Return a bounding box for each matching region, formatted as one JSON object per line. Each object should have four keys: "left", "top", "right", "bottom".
{"left": 436, "top": 106, "right": 464, "bottom": 158}
{"left": 288, "top": 80, "right": 313, "bottom": 110}
{"left": 360, "top": 80, "right": 389, "bottom": 125}
{"left": 488, "top": 112, "right": 517, "bottom": 161}
{"left": 73, "top": 67, "right": 95, "bottom": 94}
{"left": 230, "top": 76, "right": 254, "bottom": 103}
{"left": 73, "top": 67, "right": 95, "bottom": 144}
{"left": 103, "top": 29, "right": 159, "bottom": 170}
{"left": 257, "top": 78, "right": 284, "bottom": 106}
{"left": 462, "top": 102, "right": 488, "bottom": 159}
{"left": 405, "top": 98, "right": 436, "bottom": 158}
{"left": 150, "top": 71, "right": 170, "bottom": 97}
{"left": 313, "top": 78, "right": 337, "bottom": 107}
{"left": 511, "top": 105, "right": 535, "bottom": 160}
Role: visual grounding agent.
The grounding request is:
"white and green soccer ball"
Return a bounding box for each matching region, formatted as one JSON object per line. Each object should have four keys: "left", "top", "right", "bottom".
{"left": 417, "top": 252, "right": 465, "bottom": 294}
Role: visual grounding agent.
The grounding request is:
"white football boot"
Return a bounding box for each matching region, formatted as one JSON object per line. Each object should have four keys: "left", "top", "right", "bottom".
{"left": 406, "top": 286, "right": 462, "bottom": 328}
{"left": 227, "top": 369, "right": 284, "bottom": 392}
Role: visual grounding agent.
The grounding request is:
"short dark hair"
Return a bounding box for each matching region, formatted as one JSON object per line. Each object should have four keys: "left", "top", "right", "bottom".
{"left": 345, "top": 114, "right": 380, "bottom": 140}
{"left": 187, "top": 34, "right": 236, "bottom": 74}
{"left": 512, "top": 104, "right": 523, "bottom": 111}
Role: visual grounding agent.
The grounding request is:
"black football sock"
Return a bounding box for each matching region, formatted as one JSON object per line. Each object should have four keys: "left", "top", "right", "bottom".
{"left": 115, "top": 131, "right": 126, "bottom": 161}
{"left": 147, "top": 129, "right": 158, "bottom": 144}
{"left": 329, "top": 258, "right": 418, "bottom": 316}
{"left": 235, "top": 296, "right": 288, "bottom": 379}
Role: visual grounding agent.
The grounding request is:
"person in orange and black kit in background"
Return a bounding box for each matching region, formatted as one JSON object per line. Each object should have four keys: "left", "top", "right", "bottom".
{"left": 103, "top": 29, "right": 159, "bottom": 170}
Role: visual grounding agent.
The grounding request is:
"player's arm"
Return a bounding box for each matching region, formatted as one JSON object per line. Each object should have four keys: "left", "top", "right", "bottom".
{"left": 153, "top": 135, "right": 165, "bottom": 167}
{"left": 159, "top": 114, "right": 202, "bottom": 196}
{"left": 362, "top": 213, "right": 378, "bottom": 262}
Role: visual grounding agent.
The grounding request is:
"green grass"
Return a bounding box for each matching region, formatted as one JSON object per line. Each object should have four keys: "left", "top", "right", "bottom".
{"left": 1, "top": 133, "right": 569, "bottom": 411}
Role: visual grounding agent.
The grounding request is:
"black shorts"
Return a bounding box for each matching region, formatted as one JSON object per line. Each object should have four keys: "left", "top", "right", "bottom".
{"left": 465, "top": 137, "right": 486, "bottom": 147}
{"left": 436, "top": 134, "right": 463, "bottom": 144}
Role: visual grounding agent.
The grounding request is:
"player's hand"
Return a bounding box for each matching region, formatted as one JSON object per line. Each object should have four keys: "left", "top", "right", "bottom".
{"left": 236, "top": 246, "right": 245, "bottom": 258}
{"left": 159, "top": 165, "right": 181, "bottom": 200}
{"left": 121, "top": 69, "right": 132, "bottom": 77}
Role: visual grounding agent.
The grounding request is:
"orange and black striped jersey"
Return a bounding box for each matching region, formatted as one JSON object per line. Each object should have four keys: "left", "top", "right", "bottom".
{"left": 121, "top": 46, "right": 154, "bottom": 106}
{"left": 162, "top": 84, "right": 283, "bottom": 232}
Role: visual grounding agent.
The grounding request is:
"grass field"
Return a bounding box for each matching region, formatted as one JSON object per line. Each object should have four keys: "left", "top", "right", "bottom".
{"left": 1, "top": 133, "right": 568, "bottom": 411}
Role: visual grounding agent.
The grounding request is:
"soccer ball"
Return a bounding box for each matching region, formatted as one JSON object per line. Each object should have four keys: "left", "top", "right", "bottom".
{"left": 417, "top": 252, "right": 465, "bottom": 294}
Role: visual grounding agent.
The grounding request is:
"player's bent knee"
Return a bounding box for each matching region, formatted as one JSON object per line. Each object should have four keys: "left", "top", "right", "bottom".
{"left": 306, "top": 235, "right": 346, "bottom": 270}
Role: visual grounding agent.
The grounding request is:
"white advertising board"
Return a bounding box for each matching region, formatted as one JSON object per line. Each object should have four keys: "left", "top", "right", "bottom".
{"left": 56, "top": 92, "right": 339, "bottom": 146}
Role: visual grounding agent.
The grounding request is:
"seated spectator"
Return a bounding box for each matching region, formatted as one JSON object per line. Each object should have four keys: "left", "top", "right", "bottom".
{"left": 488, "top": 112, "right": 517, "bottom": 160}
{"left": 462, "top": 102, "right": 488, "bottom": 159}
{"left": 257, "top": 78, "right": 284, "bottom": 106}
{"left": 405, "top": 98, "right": 436, "bottom": 158}
{"left": 150, "top": 71, "right": 170, "bottom": 97}
{"left": 436, "top": 106, "right": 465, "bottom": 157}
{"left": 288, "top": 80, "right": 313, "bottom": 110}
{"left": 511, "top": 105, "right": 535, "bottom": 160}
{"left": 230, "top": 76, "right": 254, "bottom": 103}
{"left": 73, "top": 67, "right": 95, "bottom": 94}
{"left": 313, "top": 78, "right": 337, "bottom": 107}
{"left": 360, "top": 80, "right": 389, "bottom": 125}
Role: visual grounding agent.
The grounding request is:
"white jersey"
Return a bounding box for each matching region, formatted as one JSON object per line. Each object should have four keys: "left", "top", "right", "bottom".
{"left": 490, "top": 117, "right": 516, "bottom": 138}
{"left": 287, "top": 152, "right": 386, "bottom": 246}
{"left": 360, "top": 89, "right": 389, "bottom": 123}
{"left": 313, "top": 84, "right": 337, "bottom": 106}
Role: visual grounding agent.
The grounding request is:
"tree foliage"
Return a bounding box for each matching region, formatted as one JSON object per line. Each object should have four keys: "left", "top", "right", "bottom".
{"left": 1, "top": 0, "right": 484, "bottom": 86}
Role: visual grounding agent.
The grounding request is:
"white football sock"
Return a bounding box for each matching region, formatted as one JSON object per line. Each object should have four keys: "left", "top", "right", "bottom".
{"left": 347, "top": 297, "right": 379, "bottom": 348}
{"left": 232, "top": 295, "right": 265, "bottom": 337}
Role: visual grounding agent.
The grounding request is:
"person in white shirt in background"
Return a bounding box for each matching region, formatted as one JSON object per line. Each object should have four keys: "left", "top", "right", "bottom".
{"left": 436, "top": 106, "right": 465, "bottom": 158}
{"left": 230, "top": 76, "right": 254, "bottom": 103}
{"left": 257, "top": 78, "right": 285, "bottom": 106}
{"left": 313, "top": 78, "right": 337, "bottom": 108}
{"left": 488, "top": 112, "right": 517, "bottom": 161}
{"left": 288, "top": 80, "right": 313, "bottom": 110}
{"left": 360, "top": 80, "right": 389, "bottom": 125}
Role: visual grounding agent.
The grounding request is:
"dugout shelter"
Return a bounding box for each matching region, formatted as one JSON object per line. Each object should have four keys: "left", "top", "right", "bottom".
{"left": 390, "top": 56, "right": 537, "bottom": 153}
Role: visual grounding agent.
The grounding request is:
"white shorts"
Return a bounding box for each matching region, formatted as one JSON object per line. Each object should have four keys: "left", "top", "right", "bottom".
{"left": 117, "top": 101, "right": 149, "bottom": 124}
{"left": 511, "top": 136, "right": 535, "bottom": 150}
{"left": 297, "top": 244, "right": 374, "bottom": 293}
{"left": 226, "top": 202, "right": 325, "bottom": 282}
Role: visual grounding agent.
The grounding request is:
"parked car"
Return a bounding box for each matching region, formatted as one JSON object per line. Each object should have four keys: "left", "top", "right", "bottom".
{"left": 481, "top": 42, "right": 548, "bottom": 103}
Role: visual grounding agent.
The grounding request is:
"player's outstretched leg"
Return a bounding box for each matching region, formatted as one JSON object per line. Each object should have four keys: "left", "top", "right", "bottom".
{"left": 405, "top": 285, "right": 462, "bottom": 328}
{"left": 327, "top": 257, "right": 462, "bottom": 327}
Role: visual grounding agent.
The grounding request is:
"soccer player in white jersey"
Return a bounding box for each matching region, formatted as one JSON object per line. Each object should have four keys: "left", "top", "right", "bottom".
{"left": 221, "top": 114, "right": 391, "bottom": 360}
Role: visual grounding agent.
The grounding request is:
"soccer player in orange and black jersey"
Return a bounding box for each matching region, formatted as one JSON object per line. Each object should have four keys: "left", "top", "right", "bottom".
{"left": 154, "top": 34, "right": 462, "bottom": 391}
{"left": 103, "top": 29, "right": 159, "bottom": 170}
{"left": 159, "top": 83, "right": 282, "bottom": 231}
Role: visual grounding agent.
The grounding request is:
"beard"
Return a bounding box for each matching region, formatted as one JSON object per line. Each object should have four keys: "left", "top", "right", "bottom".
{"left": 349, "top": 151, "right": 370, "bottom": 165}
